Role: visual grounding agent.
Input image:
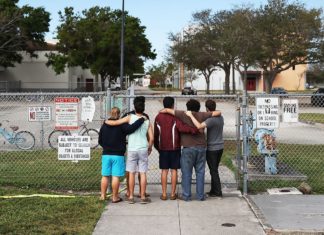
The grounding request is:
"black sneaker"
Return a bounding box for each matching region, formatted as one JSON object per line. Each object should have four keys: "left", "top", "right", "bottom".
{"left": 207, "top": 192, "right": 222, "bottom": 198}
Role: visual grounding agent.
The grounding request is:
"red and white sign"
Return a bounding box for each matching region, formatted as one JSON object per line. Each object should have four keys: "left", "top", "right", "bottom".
{"left": 55, "top": 97, "right": 79, "bottom": 130}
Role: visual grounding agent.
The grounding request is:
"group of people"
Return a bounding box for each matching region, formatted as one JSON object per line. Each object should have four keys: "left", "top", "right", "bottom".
{"left": 98, "top": 96, "right": 224, "bottom": 204}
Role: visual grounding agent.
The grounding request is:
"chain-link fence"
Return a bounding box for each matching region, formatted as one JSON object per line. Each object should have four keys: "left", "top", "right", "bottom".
{"left": 115, "top": 94, "right": 240, "bottom": 189}
{"left": 243, "top": 93, "right": 324, "bottom": 194}
{"left": 1, "top": 89, "right": 323, "bottom": 194}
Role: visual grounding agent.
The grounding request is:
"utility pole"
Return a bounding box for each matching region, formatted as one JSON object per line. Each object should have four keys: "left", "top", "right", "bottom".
{"left": 120, "top": 0, "right": 125, "bottom": 90}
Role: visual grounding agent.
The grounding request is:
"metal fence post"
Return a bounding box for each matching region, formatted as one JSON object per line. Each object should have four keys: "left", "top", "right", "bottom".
{"left": 127, "top": 84, "right": 135, "bottom": 112}
{"left": 236, "top": 94, "right": 242, "bottom": 185}
{"left": 106, "top": 88, "right": 111, "bottom": 120}
{"left": 242, "top": 93, "right": 248, "bottom": 195}
{"left": 40, "top": 92, "right": 44, "bottom": 150}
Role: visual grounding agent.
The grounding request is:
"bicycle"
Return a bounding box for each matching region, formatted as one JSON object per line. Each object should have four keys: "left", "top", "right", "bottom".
{"left": 48, "top": 121, "right": 99, "bottom": 149}
{"left": 0, "top": 120, "right": 35, "bottom": 150}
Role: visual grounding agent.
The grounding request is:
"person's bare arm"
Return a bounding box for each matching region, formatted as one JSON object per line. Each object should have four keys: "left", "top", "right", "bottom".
{"left": 159, "top": 108, "right": 175, "bottom": 115}
{"left": 212, "top": 110, "right": 221, "bottom": 117}
{"left": 185, "top": 111, "right": 206, "bottom": 129}
{"left": 147, "top": 123, "right": 154, "bottom": 155}
{"left": 105, "top": 115, "right": 130, "bottom": 126}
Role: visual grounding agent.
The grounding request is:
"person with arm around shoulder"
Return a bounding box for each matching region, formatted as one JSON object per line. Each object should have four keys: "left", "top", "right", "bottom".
{"left": 186, "top": 99, "right": 224, "bottom": 197}
{"left": 98, "top": 107, "right": 145, "bottom": 202}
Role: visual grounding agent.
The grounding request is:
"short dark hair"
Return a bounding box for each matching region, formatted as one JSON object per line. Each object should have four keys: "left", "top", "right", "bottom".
{"left": 133, "top": 96, "right": 145, "bottom": 105}
{"left": 205, "top": 99, "right": 216, "bottom": 111}
{"left": 186, "top": 99, "right": 200, "bottom": 112}
{"left": 163, "top": 96, "right": 174, "bottom": 108}
{"left": 134, "top": 101, "right": 145, "bottom": 114}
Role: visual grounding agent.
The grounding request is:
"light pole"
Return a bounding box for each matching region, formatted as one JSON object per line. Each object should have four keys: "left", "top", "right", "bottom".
{"left": 120, "top": 0, "right": 125, "bottom": 89}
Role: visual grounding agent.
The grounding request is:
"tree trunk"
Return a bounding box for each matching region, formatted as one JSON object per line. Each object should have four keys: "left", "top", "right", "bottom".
{"left": 232, "top": 62, "right": 236, "bottom": 94}
{"left": 224, "top": 63, "right": 231, "bottom": 94}
{"left": 206, "top": 76, "right": 210, "bottom": 94}
{"left": 100, "top": 74, "right": 106, "bottom": 91}
{"left": 263, "top": 71, "right": 276, "bottom": 93}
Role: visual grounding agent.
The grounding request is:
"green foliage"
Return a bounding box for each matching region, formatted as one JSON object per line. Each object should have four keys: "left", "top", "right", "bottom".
{"left": 255, "top": 0, "right": 324, "bottom": 93}
{"left": 47, "top": 6, "right": 156, "bottom": 90}
{"left": 169, "top": 0, "right": 324, "bottom": 94}
{"left": 0, "top": 0, "right": 50, "bottom": 67}
{"left": 307, "top": 63, "right": 324, "bottom": 85}
{"left": 147, "top": 62, "right": 174, "bottom": 86}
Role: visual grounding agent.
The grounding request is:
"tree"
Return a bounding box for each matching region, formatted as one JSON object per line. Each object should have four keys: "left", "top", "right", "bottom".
{"left": 147, "top": 62, "right": 174, "bottom": 87}
{"left": 230, "top": 7, "right": 260, "bottom": 94}
{"left": 46, "top": 6, "right": 156, "bottom": 91}
{"left": 169, "top": 17, "right": 220, "bottom": 94}
{"left": 255, "top": 0, "right": 324, "bottom": 93}
{"left": 307, "top": 63, "right": 324, "bottom": 85}
{"left": 0, "top": 0, "right": 50, "bottom": 67}
{"left": 185, "top": 69, "right": 199, "bottom": 87}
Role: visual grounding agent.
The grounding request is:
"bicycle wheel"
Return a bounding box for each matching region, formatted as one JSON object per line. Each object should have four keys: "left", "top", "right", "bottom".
{"left": 15, "top": 131, "right": 35, "bottom": 150}
{"left": 82, "top": 129, "right": 99, "bottom": 149}
{"left": 48, "top": 130, "right": 68, "bottom": 149}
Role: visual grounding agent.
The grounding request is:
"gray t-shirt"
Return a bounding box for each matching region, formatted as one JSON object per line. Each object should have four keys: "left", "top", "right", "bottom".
{"left": 204, "top": 115, "right": 224, "bottom": 151}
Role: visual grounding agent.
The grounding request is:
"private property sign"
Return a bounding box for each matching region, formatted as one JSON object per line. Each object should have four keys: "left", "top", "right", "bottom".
{"left": 55, "top": 97, "right": 79, "bottom": 130}
{"left": 256, "top": 97, "right": 279, "bottom": 129}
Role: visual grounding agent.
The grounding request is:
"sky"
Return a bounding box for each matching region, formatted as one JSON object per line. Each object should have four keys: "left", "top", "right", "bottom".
{"left": 18, "top": 0, "right": 324, "bottom": 69}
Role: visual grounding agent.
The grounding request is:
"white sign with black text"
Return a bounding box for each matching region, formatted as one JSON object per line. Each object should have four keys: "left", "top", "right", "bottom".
{"left": 282, "top": 99, "right": 299, "bottom": 123}
{"left": 256, "top": 97, "right": 279, "bottom": 129}
{"left": 28, "top": 106, "right": 51, "bottom": 122}
{"left": 81, "top": 96, "right": 95, "bottom": 122}
{"left": 58, "top": 135, "right": 90, "bottom": 161}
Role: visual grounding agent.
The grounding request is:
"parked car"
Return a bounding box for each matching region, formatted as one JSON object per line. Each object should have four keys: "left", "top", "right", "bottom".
{"left": 271, "top": 87, "right": 287, "bottom": 94}
{"left": 181, "top": 86, "right": 197, "bottom": 95}
{"left": 110, "top": 81, "right": 121, "bottom": 91}
{"left": 311, "top": 88, "right": 324, "bottom": 107}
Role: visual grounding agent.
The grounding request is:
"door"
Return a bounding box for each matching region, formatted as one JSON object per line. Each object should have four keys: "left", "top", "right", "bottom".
{"left": 86, "top": 78, "right": 94, "bottom": 92}
{"left": 247, "top": 77, "right": 256, "bottom": 91}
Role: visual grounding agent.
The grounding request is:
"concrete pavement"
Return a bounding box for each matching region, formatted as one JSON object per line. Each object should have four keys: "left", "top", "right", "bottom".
{"left": 93, "top": 185, "right": 265, "bottom": 235}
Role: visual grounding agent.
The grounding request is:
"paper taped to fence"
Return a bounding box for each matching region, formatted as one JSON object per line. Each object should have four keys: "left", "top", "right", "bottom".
{"left": 282, "top": 99, "right": 298, "bottom": 123}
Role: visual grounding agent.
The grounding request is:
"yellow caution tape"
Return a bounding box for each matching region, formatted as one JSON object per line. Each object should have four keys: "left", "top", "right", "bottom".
{"left": 0, "top": 194, "right": 76, "bottom": 199}
{"left": 0, "top": 187, "right": 127, "bottom": 199}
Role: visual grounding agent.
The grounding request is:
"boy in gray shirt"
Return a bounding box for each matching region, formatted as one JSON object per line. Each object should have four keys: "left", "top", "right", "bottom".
{"left": 186, "top": 99, "right": 224, "bottom": 197}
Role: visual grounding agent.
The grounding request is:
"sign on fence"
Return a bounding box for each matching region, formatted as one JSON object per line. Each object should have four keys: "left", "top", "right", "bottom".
{"left": 28, "top": 106, "right": 51, "bottom": 122}
{"left": 81, "top": 96, "right": 95, "bottom": 122}
{"left": 55, "top": 97, "right": 79, "bottom": 130}
{"left": 256, "top": 97, "right": 279, "bottom": 128}
{"left": 58, "top": 135, "right": 90, "bottom": 161}
{"left": 282, "top": 99, "right": 299, "bottom": 123}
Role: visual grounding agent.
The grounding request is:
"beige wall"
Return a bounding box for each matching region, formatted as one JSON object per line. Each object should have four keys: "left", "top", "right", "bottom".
{"left": 257, "top": 64, "right": 307, "bottom": 92}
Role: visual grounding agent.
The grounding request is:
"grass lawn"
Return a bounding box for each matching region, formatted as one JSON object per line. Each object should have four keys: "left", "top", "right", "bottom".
{"left": 0, "top": 149, "right": 102, "bottom": 191}
{"left": 0, "top": 187, "right": 106, "bottom": 235}
{"left": 299, "top": 113, "right": 324, "bottom": 124}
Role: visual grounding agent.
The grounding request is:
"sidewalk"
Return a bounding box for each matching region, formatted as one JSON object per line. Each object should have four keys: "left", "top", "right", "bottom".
{"left": 93, "top": 185, "right": 265, "bottom": 235}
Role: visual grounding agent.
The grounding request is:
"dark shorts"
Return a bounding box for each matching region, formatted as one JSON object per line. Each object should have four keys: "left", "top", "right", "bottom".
{"left": 159, "top": 150, "right": 181, "bottom": 170}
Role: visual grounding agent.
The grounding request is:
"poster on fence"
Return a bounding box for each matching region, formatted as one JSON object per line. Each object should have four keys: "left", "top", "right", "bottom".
{"left": 256, "top": 97, "right": 279, "bottom": 129}
{"left": 81, "top": 96, "right": 95, "bottom": 122}
{"left": 58, "top": 135, "right": 90, "bottom": 161}
{"left": 55, "top": 97, "right": 79, "bottom": 130}
{"left": 28, "top": 106, "right": 51, "bottom": 122}
{"left": 282, "top": 99, "right": 299, "bottom": 123}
